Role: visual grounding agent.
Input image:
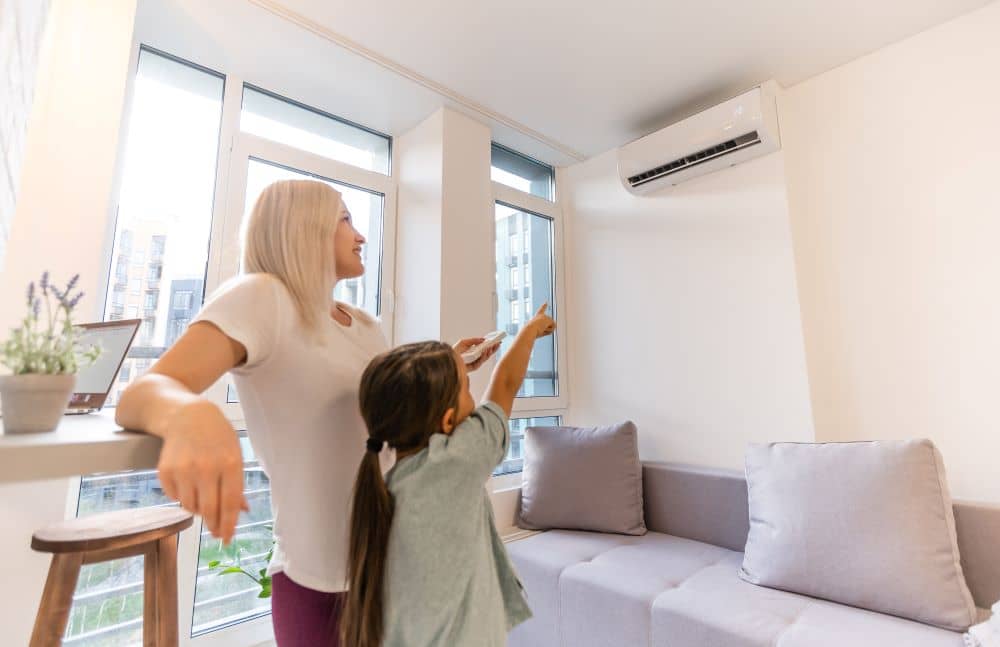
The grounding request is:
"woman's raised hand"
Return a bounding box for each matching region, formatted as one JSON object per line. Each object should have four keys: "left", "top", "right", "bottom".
{"left": 155, "top": 400, "right": 249, "bottom": 544}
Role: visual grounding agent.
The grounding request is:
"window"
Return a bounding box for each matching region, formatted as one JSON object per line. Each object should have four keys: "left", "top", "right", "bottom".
{"left": 510, "top": 267, "right": 519, "bottom": 290}
{"left": 80, "top": 45, "right": 397, "bottom": 642}
{"left": 524, "top": 262, "right": 531, "bottom": 287}
{"left": 494, "top": 203, "right": 558, "bottom": 397}
{"left": 191, "top": 432, "right": 273, "bottom": 634}
{"left": 510, "top": 233, "right": 521, "bottom": 256}
{"left": 241, "top": 86, "right": 390, "bottom": 175}
{"left": 239, "top": 158, "right": 385, "bottom": 315}
{"left": 490, "top": 143, "right": 554, "bottom": 200}
{"left": 493, "top": 416, "right": 561, "bottom": 476}
{"left": 102, "top": 47, "right": 220, "bottom": 377}
{"left": 172, "top": 290, "right": 193, "bottom": 310}
{"left": 69, "top": 47, "right": 226, "bottom": 644}
{"left": 67, "top": 430, "right": 270, "bottom": 644}
{"left": 67, "top": 471, "right": 176, "bottom": 645}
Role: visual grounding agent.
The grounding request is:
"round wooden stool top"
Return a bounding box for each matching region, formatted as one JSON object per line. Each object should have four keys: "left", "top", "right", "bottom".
{"left": 32, "top": 507, "right": 193, "bottom": 554}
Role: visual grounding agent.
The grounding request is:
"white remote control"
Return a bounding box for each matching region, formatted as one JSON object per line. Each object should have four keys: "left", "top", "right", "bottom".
{"left": 461, "top": 330, "right": 507, "bottom": 364}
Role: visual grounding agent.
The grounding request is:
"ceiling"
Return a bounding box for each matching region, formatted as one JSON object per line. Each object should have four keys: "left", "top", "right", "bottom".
{"left": 260, "top": 0, "right": 993, "bottom": 159}
{"left": 141, "top": 0, "right": 992, "bottom": 165}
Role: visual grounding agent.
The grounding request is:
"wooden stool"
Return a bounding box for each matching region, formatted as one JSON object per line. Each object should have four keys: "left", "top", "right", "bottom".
{"left": 29, "top": 507, "right": 193, "bottom": 647}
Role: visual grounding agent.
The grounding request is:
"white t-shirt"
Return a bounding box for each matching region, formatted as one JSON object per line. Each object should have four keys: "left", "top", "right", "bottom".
{"left": 194, "top": 273, "right": 389, "bottom": 592}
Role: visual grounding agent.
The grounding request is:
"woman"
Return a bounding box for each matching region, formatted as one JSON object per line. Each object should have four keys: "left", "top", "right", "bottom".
{"left": 116, "top": 179, "right": 496, "bottom": 646}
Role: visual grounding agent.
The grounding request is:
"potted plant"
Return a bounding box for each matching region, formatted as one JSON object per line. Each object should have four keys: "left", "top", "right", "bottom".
{"left": 0, "top": 272, "right": 100, "bottom": 434}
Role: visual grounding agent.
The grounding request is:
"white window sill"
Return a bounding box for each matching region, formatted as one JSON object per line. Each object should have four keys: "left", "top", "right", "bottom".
{"left": 501, "top": 527, "right": 542, "bottom": 543}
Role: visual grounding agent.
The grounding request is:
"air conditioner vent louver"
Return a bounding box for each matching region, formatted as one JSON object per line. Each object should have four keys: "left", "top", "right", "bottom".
{"left": 627, "top": 131, "right": 761, "bottom": 188}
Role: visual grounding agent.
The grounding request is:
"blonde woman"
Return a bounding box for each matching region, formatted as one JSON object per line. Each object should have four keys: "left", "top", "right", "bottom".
{"left": 116, "top": 180, "right": 496, "bottom": 646}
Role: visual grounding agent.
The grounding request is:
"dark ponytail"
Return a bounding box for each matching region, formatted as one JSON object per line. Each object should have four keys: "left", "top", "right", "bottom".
{"left": 341, "top": 341, "right": 461, "bottom": 647}
{"left": 341, "top": 449, "right": 393, "bottom": 647}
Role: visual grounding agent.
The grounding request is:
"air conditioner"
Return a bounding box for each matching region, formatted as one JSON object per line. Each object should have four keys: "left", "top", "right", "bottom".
{"left": 617, "top": 81, "right": 780, "bottom": 195}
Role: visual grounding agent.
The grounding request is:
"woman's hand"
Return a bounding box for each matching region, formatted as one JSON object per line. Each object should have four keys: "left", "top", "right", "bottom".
{"left": 454, "top": 337, "right": 500, "bottom": 371}
{"left": 155, "top": 399, "right": 249, "bottom": 544}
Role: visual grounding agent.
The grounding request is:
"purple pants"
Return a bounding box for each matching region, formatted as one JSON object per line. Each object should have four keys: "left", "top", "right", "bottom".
{"left": 271, "top": 572, "right": 345, "bottom": 647}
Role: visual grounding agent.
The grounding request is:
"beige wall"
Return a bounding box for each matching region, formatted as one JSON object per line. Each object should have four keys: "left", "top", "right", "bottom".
{"left": 781, "top": 0, "right": 1000, "bottom": 501}
{"left": 0, "top": 2, "right": 137, "bottom": 644}
{"left": 561, "top": 150, "right": 816, "bottom": 470}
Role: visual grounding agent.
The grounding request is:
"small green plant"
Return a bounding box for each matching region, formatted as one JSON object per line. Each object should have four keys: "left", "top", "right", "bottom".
{"left": 207, "top": 544, "right": 274, "bottom": 598}
{"left": 1, "top": 272, "right": 100, "bottom": 375}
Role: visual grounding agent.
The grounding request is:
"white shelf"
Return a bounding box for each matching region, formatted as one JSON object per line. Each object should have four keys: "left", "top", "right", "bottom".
{"left": 0, "top": 410, "right": 161, "bottom": 483}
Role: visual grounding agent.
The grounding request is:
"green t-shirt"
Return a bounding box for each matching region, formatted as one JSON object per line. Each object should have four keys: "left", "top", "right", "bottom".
{"left": 382, "top": 401, "right": 532, "bottom": 647}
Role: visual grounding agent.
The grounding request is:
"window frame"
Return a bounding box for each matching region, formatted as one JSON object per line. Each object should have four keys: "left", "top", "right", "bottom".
{"left": 491, "top": 157, "right": 569, "bottom": 415}
{"left": 84, "top": 43, "right": 400, "bottom": 645}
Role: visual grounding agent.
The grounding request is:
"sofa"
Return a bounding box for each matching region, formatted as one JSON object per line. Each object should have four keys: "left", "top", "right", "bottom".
{"left": 507, "top": 461, "right": 1000, "bottom": 647}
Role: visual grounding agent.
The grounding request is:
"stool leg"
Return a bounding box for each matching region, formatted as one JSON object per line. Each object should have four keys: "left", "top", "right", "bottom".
{"left": 154, "top": 534, "right": 179, "bottom": 646}
{"left": 30, "top": 553, "right": 84, "bottom": 647}
{"left": 143, "top": 544, "right": 159, "bottom": 647}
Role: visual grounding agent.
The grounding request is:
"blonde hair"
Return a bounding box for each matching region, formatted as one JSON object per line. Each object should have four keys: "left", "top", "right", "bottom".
{"left": 241, "top": 179, "right": 343, "bottom": 330}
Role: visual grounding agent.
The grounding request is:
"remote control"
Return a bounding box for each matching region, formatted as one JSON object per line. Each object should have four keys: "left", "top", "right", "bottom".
{"left": 461, "top": 330, "right": 507, "bottom": 364}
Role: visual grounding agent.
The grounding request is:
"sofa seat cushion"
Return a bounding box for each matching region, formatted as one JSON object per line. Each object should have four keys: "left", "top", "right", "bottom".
{"left": 653, "top": 555, "right": 964, "bottom": 647}
{"left": 508, "top": 530, "right": 966, "bottom": 647}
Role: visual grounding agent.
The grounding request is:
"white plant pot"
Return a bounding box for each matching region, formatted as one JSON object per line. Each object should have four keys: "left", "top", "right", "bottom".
{"left": 0, "top": 373, "right": 76, "bottom": 434}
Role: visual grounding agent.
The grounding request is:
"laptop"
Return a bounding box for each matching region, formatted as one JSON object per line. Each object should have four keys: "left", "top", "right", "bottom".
{"left": 66, "top": 319, "right": 141, "bottom": 414}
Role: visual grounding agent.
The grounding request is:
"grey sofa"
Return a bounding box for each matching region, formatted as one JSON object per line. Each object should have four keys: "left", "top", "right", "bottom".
{"left": 507, "top": 462, "right": 1000, "bottom": 647}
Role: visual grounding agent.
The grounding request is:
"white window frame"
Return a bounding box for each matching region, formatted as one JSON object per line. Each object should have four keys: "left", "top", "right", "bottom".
{"left": 87, "top": 45, "right": 398, "bottom": 645}
{"left": 491, "top": 178, "right": 569, "bottom": 415}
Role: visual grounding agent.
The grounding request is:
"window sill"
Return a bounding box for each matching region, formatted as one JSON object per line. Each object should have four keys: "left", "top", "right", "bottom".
{"left": 501, "top": 527, "right": 542, "bottom": 543}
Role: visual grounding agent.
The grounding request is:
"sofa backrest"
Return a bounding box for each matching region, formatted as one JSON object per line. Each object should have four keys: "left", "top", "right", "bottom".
{"left": 642, "top": 461, "right": 1000, "bottom": 609}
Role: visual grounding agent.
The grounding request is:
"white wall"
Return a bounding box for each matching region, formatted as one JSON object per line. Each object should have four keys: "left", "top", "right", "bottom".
{"left": 0, "top": 0, "right": 51, "bottom": 269}
{"left": 561, "top": 150, "right": 815, "bottom": 470}
{"left": 0, "top": 2, "right": 137, "bottom": 644}
{"left": 781, "top": 0, "right": 1000, "bottom": 501}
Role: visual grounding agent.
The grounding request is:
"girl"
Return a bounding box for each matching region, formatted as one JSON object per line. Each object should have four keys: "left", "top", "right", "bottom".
{"left": 343, "top": 305, "right": 557, "bottom": 647}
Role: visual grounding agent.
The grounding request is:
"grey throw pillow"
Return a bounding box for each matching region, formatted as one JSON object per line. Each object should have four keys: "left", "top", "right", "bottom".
{"left": 740, "top": 439, "right": 978, "bottom": 631}
{"left": 517, "top": 422, "right": 646, "bottom": 535}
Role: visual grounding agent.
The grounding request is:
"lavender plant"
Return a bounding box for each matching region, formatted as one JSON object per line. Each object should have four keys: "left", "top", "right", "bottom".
{"left": 1, "top": 272, "right": 101, "bottom": 375}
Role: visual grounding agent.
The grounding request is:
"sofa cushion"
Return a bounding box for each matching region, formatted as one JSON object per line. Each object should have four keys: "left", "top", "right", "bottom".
{"left": 518, "top": 422, "right": 646, "bottom": 535}
{"left": 652, "top": 555, "right": 965, "bottom": 647}
{"left": 506, "top": 530, "right": 639, "bottom": 647}
{"left": 508, "top": 529, "right": 966, "bottom": 647}
{"left": 558, "top": 534, "right": 734, "bottom": 647}
{"left": 741, "top": 439, "right": 978, "bottom": 631}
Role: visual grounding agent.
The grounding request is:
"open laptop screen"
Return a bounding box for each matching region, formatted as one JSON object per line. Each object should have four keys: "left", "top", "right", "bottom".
{"left": 70, "top": 319, "right": 140, "bottom": 410}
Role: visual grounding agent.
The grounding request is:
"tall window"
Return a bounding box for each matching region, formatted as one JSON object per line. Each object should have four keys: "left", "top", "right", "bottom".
{"left": 66, "top": 47, "right": 226, "bottom": 645}
{"left": 494, "top": 203, "right": 557, "bottom": 397}
{"left": 490, "top": 144, "right": 565, "bottom": 481}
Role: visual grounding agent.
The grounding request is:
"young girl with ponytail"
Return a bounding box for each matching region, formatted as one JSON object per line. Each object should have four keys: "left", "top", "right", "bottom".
{"left": 342, "top": 304, "right": 556, "bottom": 647}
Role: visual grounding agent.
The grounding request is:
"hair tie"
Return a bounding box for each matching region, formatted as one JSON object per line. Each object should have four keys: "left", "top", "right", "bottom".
{"left": 366, "top": 438, "right": 385, "bottom": 453}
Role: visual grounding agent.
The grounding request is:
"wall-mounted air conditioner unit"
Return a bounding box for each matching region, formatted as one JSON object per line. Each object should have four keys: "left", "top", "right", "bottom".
{"left": 617, "top": 81, "right": 780, "bottom": 195}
